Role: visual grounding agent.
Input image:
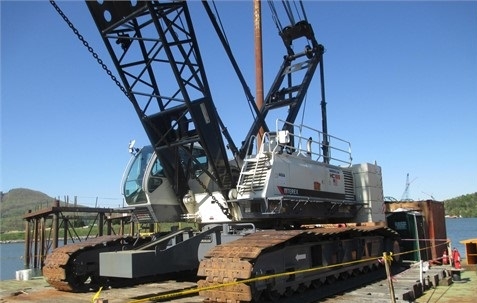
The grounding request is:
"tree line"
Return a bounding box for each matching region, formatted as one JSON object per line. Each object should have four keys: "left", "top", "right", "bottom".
{"left": 444, "top": 192, "right": 477, "bottom": 217}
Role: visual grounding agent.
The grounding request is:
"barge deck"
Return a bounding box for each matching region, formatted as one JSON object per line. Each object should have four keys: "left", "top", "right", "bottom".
{"left": 0, "top": 263, "right": 474, "bottom": 303}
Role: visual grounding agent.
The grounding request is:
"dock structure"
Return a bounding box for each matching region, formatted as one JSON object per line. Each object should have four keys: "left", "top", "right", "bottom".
{"left": 460, "top": 238, "right": 477, "bottom": 267}
{"left": 22, "top": 200, "right": 133, "bottom": 269}
{"left": 322, "top": 263, "right": 457, "bottom": 303}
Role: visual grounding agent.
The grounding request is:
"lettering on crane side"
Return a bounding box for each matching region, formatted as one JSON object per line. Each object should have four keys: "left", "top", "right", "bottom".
{"left": 284, "top": 187, "right": 300, "bottom": 195}
{"left": 277, "top": 186, "right": 347, "bottom": 200}
{"left": 277, "top": 186, "right": 304, "bottom": 196}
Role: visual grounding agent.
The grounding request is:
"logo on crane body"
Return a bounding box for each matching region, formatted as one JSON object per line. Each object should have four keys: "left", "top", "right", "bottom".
{"left": 277, "top": 186, "right": 347, "bottom": 201}
{"left": 283, "top": 187, "right": 299, "bottom": 195}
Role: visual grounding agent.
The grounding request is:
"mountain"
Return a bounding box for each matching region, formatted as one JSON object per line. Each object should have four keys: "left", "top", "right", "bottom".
{"left": 444, "top": 192, "right": 477, "bottom": 218}
{"left": 0, "top": 188, "right": 59, "bottom": 232}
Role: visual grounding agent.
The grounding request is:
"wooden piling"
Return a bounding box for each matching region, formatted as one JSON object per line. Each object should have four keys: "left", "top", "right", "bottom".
{"left": 23, "top": 212, "right": 31, "bottom": 268}
{"left": 33, "top": 219, "right": 39, "bottom": 268}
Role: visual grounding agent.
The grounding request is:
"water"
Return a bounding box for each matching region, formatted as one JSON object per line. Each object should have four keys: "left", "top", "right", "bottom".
{"left": 445, "top": 217, "right": 477, "bottom": 256}
{"left": 0, "top": 242, "right": 32, "bottom": 281}
{"left": 1, "top": 218, "right": 476, "bottom": 280}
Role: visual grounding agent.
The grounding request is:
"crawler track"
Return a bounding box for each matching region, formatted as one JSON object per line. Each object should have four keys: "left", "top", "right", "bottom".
{"left": 43, "top": 235, "right": 150, "bottom": 292}
{"left": 197, "top": 226, "right": 399, "bottom": 302}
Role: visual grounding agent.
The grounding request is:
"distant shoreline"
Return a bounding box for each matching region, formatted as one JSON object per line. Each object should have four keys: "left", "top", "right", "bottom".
{"left": 0, "top": 240, "right": 24, "bottom": 244}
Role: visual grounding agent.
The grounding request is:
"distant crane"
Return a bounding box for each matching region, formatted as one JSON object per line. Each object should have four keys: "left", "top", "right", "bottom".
{"left": 421, "top": 191, "right": 435, "bottom": 200}
{"left": 401, "top": 173, "right": 417, "bottom": 201}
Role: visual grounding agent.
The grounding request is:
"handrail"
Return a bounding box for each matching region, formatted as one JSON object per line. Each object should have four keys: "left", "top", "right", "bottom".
{"left": 249, "top": 119, "right": 352, "bottom": 167}
{"left": 238, "top": 120, "right": 353, "bottom": 193}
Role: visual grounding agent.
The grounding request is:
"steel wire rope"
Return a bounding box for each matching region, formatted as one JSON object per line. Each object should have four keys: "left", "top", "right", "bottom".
{"left": 299, "top": 0, "right": 309, "bottom": 23}
{"left": 291, "top": 0, "right": 303, "bottom": 23}
{"left": 210, "top": 0, "right": 257, "bottom": 121}
{"left": 281, "top": 0, "right": 296, "bottom": 25}
{"left": 211, "top": 0, "right": 230, "bottom": 48}
{"left": 267, "top": 0, "right": 283, "bottom": 33}
{"left": 269, "top": 0, "right": 309, "bottom": 31}
{"left": 298, "top": 94, "right": 308, "bottom": 136}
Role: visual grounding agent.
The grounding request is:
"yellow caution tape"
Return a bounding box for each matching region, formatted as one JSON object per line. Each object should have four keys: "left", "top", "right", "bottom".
{"left": 91, "top": 286, "right": 103, "bottom": 303}
{"left": 383, "top": 252, "right": 394, "bottom": 262}
{"left": 127, "top": 239, "right": 451, "bottom": 303}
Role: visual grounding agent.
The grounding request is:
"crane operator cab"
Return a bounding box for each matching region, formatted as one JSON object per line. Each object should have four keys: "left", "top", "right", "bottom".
{"left": 121, "top": 145, "right": 182, "bottom": 223}
{"left": 121, "top": 143, "right": 234, "bottom": 224}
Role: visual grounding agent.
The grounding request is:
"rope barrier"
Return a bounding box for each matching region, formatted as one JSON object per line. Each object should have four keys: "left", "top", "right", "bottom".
{"left": 127, "top": 239, "right": 452, "bottom": 303}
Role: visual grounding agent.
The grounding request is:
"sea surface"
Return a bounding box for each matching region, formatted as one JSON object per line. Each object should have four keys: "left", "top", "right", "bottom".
{"left": 1, "top": 218, "right": 476, "bottom": 281}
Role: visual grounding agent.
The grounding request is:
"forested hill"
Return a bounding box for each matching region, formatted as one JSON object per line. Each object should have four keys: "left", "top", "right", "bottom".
{"left": 0, "top": 188, "right": 58, "bottom": 232}
{"left": 444, "top": 192, "right": 477, "bottom": 218}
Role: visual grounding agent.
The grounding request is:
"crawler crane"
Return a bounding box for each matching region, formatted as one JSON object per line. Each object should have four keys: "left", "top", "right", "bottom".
{"left": 43, "top": 1, "right": 400, "bottom": 301}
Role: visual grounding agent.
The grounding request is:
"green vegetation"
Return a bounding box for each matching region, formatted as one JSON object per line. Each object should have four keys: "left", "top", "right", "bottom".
{"left": 0, "top": 231, "right": 25, "bottom": 242}
{"left": 0, "top": 188, "right": 57, "bottom": 233}
{"left": 444, "top": 192, "right": 477, "bottom": 217}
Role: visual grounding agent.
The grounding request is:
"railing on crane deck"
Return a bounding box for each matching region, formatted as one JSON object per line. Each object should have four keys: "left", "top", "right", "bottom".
{"left": 246, "top": 119, "right": 352, "bottom": 167}
{"left": 236, "top": 119, "right": 352, "bottom": 195}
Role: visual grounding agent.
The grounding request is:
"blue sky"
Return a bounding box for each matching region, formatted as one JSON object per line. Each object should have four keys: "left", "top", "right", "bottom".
{"left": 2, "top": 1, "right": 476, "bottom": 208}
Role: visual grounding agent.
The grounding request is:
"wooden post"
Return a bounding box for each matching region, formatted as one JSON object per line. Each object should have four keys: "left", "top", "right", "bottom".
{"left": 120, "top": 219, "right": 124, "bottom": 236}
{"left": 98, "top": 213, "right": 104, "bottom": 236}
{"left": 33, "top": 219, "right": 39, "bottom": 268}
{"left": 52, "top": 211, "right": 59, "bottom": 249}
{"left": 383, "top": 252, "right": 396, "bottom": 303}
{"left": 24, "top": 213, "right": 31, "bottom": 268}
{"left": 52, "top": 200, "right": 60, "bottom": 249}
{"left": 63, "top": 217, "right": 68, "bottom": 245}
{"left": 106, "top": 215, "right": 112, "bottom": 236}
{"left": 39, "top": 217, "right": 45, "bottom": 267}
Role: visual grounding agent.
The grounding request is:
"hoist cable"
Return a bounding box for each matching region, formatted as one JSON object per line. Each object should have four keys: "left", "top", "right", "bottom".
{"left": 281, "top": 0, "right": 295, "bottom": 25}
{"left": 292, "top": 0, "right": 303, "bottom": 22}
{"left": 211, "top": 0, "right": 229, "bottom": 46}
{"left": 207, "top": 0, "right": 256, "bottom": 120}
{"left": 299, "top": 0, "right": 309, "bottom": 22}
{"left": 300, "top": 94, "right": 308, "bottom": 128}
{"left": 289, "top": 0, "right": 308, "bottom": 24}
{"left": 267, "top": 0, "right": 282, "bottom": 33}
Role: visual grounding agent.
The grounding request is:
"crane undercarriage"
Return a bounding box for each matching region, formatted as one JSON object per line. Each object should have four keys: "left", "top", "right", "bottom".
{"left": 198, "top": 226, "right": 400, "bottom": 302}
{"left": 43, "top": 224, "right": 400, "bottom": 303}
